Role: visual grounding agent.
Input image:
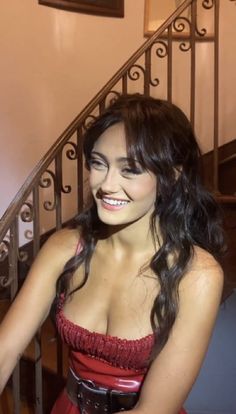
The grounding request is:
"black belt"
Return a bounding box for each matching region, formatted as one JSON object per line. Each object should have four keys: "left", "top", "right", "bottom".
{"left": 66, "top": 368, "right": 139, "bottom": 413}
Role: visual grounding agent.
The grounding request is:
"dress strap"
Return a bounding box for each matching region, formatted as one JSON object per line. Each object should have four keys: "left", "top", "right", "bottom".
{"left": 75, "top": 239, "right": 83, "bottom": 255}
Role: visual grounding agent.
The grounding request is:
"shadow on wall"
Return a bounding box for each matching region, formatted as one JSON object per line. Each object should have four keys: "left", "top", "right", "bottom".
{"left": 185, "top": 290, "right": 236, "bottom": 414}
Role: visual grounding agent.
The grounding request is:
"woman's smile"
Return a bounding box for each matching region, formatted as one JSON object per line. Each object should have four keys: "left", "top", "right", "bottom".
{"left": 100, "top": 196, "right": 130, "bottom": 210}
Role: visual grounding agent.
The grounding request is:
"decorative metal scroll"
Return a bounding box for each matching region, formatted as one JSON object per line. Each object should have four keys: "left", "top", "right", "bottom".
{"left": 197, "top": 0, "right": 214, "bottom": 35}
{"left": 82, "top": 114, "right": 97, "bottom": 132}
{"left": 173, "top": 17, "right": 192, "bottom": 51}
{"left": 18, "top": 201, "right": 34, "bottom": 261}
{"left": 128, "top": 64, "right": 145, "bottom": 82}
{"left": 150, "top": 41, "right": 169, "bottom": 87}
{"left": 153, "top": 40, "right": 168, "bottom": 58}
{"left": 39, "top": 168, "right": 57, "bottom": 211}
{"left": 63, "top": 141, "right": 78, "bottom": 161}
{"left": 0, "top": 238, "right": 9, "bottom": 263}
{"left": 0, "top": 237, "right": 10, "bottom": 288}
{"left": 61, "top": 141, "right": 78, "bottom": 194}
{"left": 103, "top": 90, "right": 121, "bottom": 108}
{"left": 202, "top": 0, "right": 214, "bottom": 9}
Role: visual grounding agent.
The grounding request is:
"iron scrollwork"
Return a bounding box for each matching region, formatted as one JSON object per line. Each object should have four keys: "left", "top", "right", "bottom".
{"left": 153, "top": 40, "right": 168, "bottom": 59}
{"left": 39, "top": 169, "right": 57, "bottom": 211}
{"left": 103, "top": 90, "right": 121, "bottom": 108}
{"left": 24, "top": 230, "right": 33, "bottom": 241}
{"left": 20, "top": 201, "right": 34, "bottom": 223}
{"left": 202, "top": 0, "right": 214, "bottom": 9}
{"left": 82, "top": 91, "right": 122, "bottom": 135}
{"left": 149, "top": 41, "right": 169, "bottom": 88}
{"left": 173, "top": 17, "right": 191, "bottom": 51}
{"left": 0, "top": 238, "right": 10, "bottom": 288}
{"left": 82, "top": 114, "right": 97, "bottom": 132}
{"left": 60, "top": 141, "right": 79, "bottom": 194}
{"left": 195, "top": 25, "right": 207, "bottom": 37}
{"left": 64, "top": 141, "right": 78, "bottom": 161}
{"left": 0, "top": 275, "right": 10, "bottom": 288}
{"left": 0, "top": 238, "right": 9, "bottom": 263}
{"left": 19, "top": 200, "right": 35, "bottom": 261}
{"left": 127, "top": 64, "right": 145, "bottom": 82}
{"left": 195, "top": 0, "right": 214, "bottom": 36}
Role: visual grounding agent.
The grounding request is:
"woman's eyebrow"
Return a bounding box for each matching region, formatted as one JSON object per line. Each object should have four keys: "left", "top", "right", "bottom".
{"left": 90, "top": 151, "right": 107, "bottom": 160}
{"left": 91, "top": 151, "right": 139, "bottom": 164}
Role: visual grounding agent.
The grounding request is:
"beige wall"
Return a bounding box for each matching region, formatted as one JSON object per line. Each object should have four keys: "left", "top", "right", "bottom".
{"left": 0, "top": 0, "right": 236, "bottom": 219}
{"left": 0, "top": 0, "right": 145, "bottom": 217}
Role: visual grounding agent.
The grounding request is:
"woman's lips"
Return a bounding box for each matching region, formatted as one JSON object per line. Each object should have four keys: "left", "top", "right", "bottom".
{"left": 100, "top": 197, "right": 129, "bottom": 211}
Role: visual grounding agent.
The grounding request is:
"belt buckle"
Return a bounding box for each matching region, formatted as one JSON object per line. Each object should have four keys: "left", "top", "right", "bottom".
{"left": 79, "top": 380, "right": 109, "bottom": 413}
{"left": 110, "top": 389, "right": 138, "bottom": 412}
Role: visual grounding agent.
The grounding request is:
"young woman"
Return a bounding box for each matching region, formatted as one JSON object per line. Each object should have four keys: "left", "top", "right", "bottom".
{"left": 0, "top": 94, "right": 224, "bottom": 414}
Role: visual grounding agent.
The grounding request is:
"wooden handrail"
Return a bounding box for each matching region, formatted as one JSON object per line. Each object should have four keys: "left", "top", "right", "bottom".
{"left": 219, "top": 153, "right": 236, "bottom": 166}
{"left": 215, "top": 195, "right": 236, "bottom": 205}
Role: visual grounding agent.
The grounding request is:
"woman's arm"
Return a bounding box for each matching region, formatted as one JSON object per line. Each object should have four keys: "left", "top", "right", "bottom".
{"left": 119, "top": 248, "right": 224, "bottom": 414}
{"left": 0, "top": 228, "right": 78, "bottom": 393}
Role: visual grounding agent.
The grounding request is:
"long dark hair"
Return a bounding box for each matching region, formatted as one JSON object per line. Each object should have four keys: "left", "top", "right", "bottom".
{"left": 56, "top": 94, "right": 225, "bottom": 355}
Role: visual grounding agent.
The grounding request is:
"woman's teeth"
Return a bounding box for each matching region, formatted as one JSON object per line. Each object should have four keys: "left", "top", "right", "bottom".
{"left": 102, "top": 198, "right": 129, "bottom": 206}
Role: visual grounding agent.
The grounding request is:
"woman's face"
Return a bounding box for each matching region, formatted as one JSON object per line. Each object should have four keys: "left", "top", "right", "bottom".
{"left": 89, "top": 123, "right": 157, "bottom": 226}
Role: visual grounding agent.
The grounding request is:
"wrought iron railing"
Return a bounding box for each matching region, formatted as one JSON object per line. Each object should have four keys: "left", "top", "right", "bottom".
{"left": 0, "top": 0, "right": 228, "bottom": 412}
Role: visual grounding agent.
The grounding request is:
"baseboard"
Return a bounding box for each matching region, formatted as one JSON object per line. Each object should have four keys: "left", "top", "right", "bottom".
{"left": 186, "top": 411, "right": 235, "bottom": 414}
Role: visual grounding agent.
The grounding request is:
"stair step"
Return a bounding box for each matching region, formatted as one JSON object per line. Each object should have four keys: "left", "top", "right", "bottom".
{"left": 215, "top": 194, "right": 236, "bottom": 204}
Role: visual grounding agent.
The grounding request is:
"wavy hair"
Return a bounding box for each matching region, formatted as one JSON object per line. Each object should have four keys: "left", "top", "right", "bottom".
{"left": 56, "top": 94, "right": 225, "bottom": 356}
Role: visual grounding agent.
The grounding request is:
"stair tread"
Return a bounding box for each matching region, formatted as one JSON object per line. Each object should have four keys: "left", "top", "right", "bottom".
{"left": 215, "top": 194, "right": 236, "bottom": 204}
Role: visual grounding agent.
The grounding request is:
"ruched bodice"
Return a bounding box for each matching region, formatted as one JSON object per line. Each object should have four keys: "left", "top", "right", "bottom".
{"left": 56, "top": 298, "right": 155, "bottom": 371}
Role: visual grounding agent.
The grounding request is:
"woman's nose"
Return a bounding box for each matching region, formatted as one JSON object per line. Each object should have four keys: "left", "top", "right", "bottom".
{"left": 100, "top": 168, "right": 120, "bottom": 193}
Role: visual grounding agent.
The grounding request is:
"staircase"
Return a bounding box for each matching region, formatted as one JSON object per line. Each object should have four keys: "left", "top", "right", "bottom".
{"left": 1, "top": 0, "right": 236, "bottom": 412}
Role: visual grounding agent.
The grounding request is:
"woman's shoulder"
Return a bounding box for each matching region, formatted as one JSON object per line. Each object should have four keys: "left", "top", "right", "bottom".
{"left": 35, "top": 227, "right": 81, "bottom": 270}
{"left": 46, "top": 227, "right": 80, "bottom": 252}
{"left": 191, "top": 246, "right": 223, "bottom": 275}
{"left": 180, "top": 246, "right": 224, "bottom": 300}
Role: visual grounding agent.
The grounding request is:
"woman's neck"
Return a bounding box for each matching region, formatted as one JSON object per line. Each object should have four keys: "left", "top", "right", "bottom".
{"left": 102, "top": 214, "right": 161, "bottom": 257}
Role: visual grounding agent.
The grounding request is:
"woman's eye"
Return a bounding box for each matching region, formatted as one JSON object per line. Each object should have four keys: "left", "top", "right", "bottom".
{"left": 122, "top": 166, "right": 143, "bottom": 176}
{"left": 89, "top": 159, "right": 106, "bottom": 170}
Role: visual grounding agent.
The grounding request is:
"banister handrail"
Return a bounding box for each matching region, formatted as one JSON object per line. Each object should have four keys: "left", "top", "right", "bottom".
{"left": 0, "top": 0, "right": 193, "bottom": 241}
{"left": 219, "top": 152, "right": 236, "bottom": 165}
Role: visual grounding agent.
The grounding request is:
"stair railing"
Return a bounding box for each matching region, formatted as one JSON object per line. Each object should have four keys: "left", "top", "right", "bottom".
{"left": 0, "top": 0, "right": 221, "bottom": 412}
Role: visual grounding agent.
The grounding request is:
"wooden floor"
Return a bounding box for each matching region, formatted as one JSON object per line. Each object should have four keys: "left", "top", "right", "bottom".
{"left": 0, "top": 299, "right": 67, "bottom": 414}
{"left": 0, "top": 391, "right": 34, "bottom": 414}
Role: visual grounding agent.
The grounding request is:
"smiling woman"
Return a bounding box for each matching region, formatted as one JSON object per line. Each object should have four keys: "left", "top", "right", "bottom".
{"left": 0, "top": 94, "right": 225, "bottom": 414}
{"left": 38, "top": 0, "right": 124, "bottom": 17}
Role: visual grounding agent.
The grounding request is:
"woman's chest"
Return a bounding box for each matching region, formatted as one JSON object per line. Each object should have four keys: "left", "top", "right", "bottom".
{"left": 63, "top": 253, "right": 159, "bottom": 339}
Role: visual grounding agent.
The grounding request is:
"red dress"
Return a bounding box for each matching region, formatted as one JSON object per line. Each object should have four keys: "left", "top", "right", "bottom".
{"left": 51, "top": 300, "right": 187, "bottom": 413}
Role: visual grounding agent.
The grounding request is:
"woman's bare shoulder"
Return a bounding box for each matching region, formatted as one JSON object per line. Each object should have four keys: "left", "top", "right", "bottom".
{"left": 48, "top": 227, "right": 80, "bottom": 248}
{"left": 180, "top": 246, "right": 223, "bottom": 300}
{"left": 191, "top": 246, "right": 223, "bottom": 277}
{"left": 32, "top": 227, "right": 81, "bottom": 274}
{"left": 46, "top": 227, "right": 80, "bottom": 252}
{"left": 192, "top": 245, "right": 220, "bottom": 266}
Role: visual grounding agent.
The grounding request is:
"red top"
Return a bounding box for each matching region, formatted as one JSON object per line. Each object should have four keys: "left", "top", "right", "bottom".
{"left": 56, "top": 299, "right": 155, "bottom": 371}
